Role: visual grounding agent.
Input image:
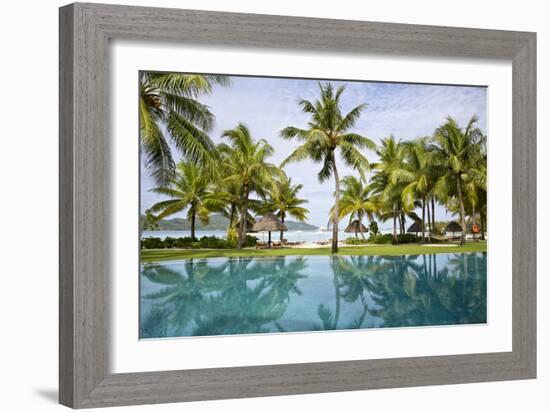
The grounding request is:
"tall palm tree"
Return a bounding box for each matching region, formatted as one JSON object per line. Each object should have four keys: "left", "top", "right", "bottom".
{"left": 433, "top": 116, "right": 485, "bottom": 245}
{"left": 332, "top": 176, "right": 377, "bottom": 239}
{"left": 148, "top": 162, "right": 222, "bottom": 239}
{"left": 140, "top": 72, "right": 228, "bottom": 185}
{"left": 263, "top": 172, "right": 309, "bottom": 240}
{"left": 391, "top": 137, "right": 434, "bottom": 243}
{"left": 281, "top": 83, "right": 376, "bottom": 253}
{"left": 220, "top": 123, "right": 279, "bottom": 249}
{"left": 369, "top": 136, "right": 406, "bottom": 242}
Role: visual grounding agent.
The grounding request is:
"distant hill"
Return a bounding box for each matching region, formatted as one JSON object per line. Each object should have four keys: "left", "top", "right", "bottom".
{"left": 141, "top": 214, "right": 318, "bottom": 231}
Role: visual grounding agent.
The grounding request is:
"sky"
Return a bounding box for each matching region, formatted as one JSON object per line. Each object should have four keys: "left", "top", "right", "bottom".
{"left": 140, "top": 75, "right": 487, "bottom": 229}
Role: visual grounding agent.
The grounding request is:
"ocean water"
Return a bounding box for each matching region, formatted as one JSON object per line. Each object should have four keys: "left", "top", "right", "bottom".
{"left": 140, "top": 252, "right": 487, "bottom": 339}
{"left": 141, "top": 229, "right": 394, "bottom": 243}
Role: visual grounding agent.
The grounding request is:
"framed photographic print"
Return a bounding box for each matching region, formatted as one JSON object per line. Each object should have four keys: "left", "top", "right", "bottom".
{"left": 59, "top": 2, "right": 536, "bottom": 408}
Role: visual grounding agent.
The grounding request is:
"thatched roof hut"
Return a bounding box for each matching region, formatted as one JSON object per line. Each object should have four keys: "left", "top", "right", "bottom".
{"left": 244, "top": 220, "right": 257, "bottom": 233}
{"left": 444, "top": 221, "right": 463, "bottom": 233}
{"left": 407, "top": 221, "right": 422, "bottom": 233}
{"left": 252, "top": 213, "right": 287, "bottom": 232}
{"left": 252, "top": 213, "right": 287, "bottom": 246}
{"left": 344, "top": 220, "right": 368, "bottom": 234}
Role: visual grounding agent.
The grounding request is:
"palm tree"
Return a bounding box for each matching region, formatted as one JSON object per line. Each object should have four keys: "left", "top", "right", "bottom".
{"left": 333, "top": 176, "right": 377, "bottom": 239}
{"left": 281, "top": 83, "right": 376, "bottom": 253}
{"left": 369, "top": 136, "right": 406, "bottom": 242}
{"left": 263, "top": 172, "right": 309, "bottom": 240}
{"left": 391, "top": 137, "right": 434, "bottom": 243}
{"left": 140, "top": 72, "right": 228, "bottom": 185}
{"left": 220, "top": 124, "right": 279, "bottom": 249}
{"left": 433, "top": 116, "right": 485, "bottom": 245}
{"left": 148, "top": 162, "right": 222, "bottom": 239}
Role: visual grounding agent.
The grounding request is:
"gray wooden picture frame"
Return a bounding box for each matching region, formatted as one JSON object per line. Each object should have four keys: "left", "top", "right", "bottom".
{"left": 59, "top": 2, "right": 536, "bottom": 409}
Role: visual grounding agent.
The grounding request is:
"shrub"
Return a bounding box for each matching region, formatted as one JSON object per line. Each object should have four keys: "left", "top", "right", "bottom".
{"left": 366, "top": 233, "right": 421, "bottom": 245}
{"left": 244, "top": 235, "right": 259, "bottom": 247}
{"left": 396, "top": 233, "right": 421, "bottom": 244}
{"left": 367, "top": 233, "right": 393, "bottom": 244}
{"left": 140, "top": 237, "right": 164, "bottom": 249}
{"left": 345, "top": 237, "right": 369, "bottom": 245}
{"left": 140, "top": 235, "right": 257, "bottom": 250}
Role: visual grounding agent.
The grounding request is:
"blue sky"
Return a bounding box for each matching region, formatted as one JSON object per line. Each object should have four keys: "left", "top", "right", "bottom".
{"left": 140, "top": 75, "right": 487, "bottom": 229}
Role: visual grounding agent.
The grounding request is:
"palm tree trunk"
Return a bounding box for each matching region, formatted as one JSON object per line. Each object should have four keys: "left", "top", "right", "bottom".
{"left": 456, "top": 177, "right": 466, "bottom": 245}
{"left": 331, "top": 160, "right": 340, "bottom": 254}
{"left": 426, "top": 197, "right": 431, "bottom": 239}
{"left": 359, "top": 215, "right": 366, "bottom": 240}
{"left": 392, "top": 205, "right": 397, "bottom": 243}
{"left": 472, "top": 204, "right": 478, "bottom": 242}
{"left": 238, "top": 185, "right": 249, "bottom": 249}
{"left": 421, "top": 197, "right": 426, "bottom": 244}
{"left": 401, "top": 213, "right": 406, "bottom": 236}
{"left": 227, "top": 203, "right": 236, "bottom": 234}
{"left": 480, "top": 212, "right": 486, "bottom": 240}
{"left": 280, "top": 213, "right": 285, "bottom": 241}
{"left": 190, "top": 207, "right": 196, "bottom": 240}
{"left": 431, "top": 197, "right": 436, "bottom": 232}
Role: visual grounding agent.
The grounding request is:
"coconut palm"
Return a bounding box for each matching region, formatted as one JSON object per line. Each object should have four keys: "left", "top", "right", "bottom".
{"left": 281, "top": 83, "right": 376, "bottom": 253}
{"left": 139, "top": 72, "right": 228, "bottom": 185}
{"left": 369, "top": 136, "right": 407, "bottom": 242}
{"left": 390, "top": 137, "right": 434, "bottom": 243}
{"left": 219, "top": 124, "right": 280, "bottom": 249}
{"left": 432, "top": 116, "right": 485, "bottom": 245}
{"left": 263, "top": 172, "right": 309, "bottom": 240}
{"left": 332, "top": 176, "right": 377, "bottom": 239}
{"left": 148, "top": 162, "right": 222, "bottom": 239}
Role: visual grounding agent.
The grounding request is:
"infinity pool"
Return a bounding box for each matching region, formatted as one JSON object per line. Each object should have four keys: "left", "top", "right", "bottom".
{"left": 140, "top": 253, "right": 487, "bottom": 339}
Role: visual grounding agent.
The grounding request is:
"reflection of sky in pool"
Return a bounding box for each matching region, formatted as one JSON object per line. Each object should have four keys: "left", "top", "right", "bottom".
{"left": 140, "top": 253, "right": 487, "bottom": 339}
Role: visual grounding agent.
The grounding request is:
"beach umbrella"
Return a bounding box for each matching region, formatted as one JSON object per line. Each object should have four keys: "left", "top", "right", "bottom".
{"left": 344, "top": 220, "right": 368, "bottom": 238}
{"left": 317, "top": 226, "right": 327, "bottom": 240}
{"left": 296, "top": 230, "right": 303, "bottom": 242}
{"left": 252, "top": 213, "right": 287, "bottom": 247}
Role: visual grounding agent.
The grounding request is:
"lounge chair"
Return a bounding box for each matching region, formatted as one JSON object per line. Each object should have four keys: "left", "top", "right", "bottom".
{"left": 272, "top": 241, "right": 283, "bottom": 249}
{"left": 255, "top": 241, "right": 269, "bottom": 249}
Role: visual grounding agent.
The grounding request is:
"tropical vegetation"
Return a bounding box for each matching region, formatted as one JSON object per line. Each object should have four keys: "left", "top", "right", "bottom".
{"left": 280, "top": 83, "right": 377, "bottom": 253}
{"left": 139, "top": 72, "right": 228, "bottom": 185}
{"left": 141, "top": 73, "right": 487, "bottom": 255}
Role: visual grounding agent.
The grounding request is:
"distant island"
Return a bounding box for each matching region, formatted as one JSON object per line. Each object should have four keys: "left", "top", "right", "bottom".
{"left": 141, "top": 214, "right": 318, "bottom": 232}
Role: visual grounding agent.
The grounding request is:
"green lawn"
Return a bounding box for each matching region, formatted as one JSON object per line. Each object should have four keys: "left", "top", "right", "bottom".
{"left": 141, "top": 241, "right": 487, "bottom": 262}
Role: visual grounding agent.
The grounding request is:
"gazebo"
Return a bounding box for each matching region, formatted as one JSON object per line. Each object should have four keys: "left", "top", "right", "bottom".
{"left": 444, "top": 221, "right": 463, "bottom": 235}
{"left": 251, "top": 213, "right": 287, "bottom": 247}
{"left": 344, "top": 220, "right": 368, "bottom": 238}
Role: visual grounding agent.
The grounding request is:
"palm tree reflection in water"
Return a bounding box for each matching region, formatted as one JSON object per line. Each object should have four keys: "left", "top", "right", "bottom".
{"left": 140, "top": 253, "right": 486, "bottom": 339}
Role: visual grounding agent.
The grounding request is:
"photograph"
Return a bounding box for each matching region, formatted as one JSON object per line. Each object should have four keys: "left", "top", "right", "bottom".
{"left": 139, "top": 72, "right": 488, "bottom": 339}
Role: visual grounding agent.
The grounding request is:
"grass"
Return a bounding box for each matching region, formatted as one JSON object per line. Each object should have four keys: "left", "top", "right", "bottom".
{"left": 141, "top": 241, "right": 487, "bottom": 262}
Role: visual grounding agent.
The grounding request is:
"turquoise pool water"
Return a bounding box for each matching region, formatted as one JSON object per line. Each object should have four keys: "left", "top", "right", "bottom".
{"left": 140, "top": 253, "right": 487, "bottom": 339}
